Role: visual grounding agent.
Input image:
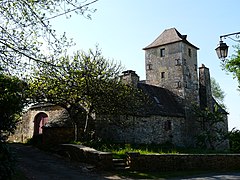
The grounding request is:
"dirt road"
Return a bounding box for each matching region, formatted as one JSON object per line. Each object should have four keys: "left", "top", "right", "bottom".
{"left": 9, "top": 143, "right": 122, "bottom": 180}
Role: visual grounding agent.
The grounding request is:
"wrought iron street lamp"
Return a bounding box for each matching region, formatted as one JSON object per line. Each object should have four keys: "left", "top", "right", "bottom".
{"left": 216, "top": 32, "right": 240, "bottom": 60}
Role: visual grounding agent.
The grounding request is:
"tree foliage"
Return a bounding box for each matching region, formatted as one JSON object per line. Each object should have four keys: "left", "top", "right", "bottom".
{"left": 0, "top": 71, "right": 27, "bottom": 179}
{"left": 0, "top": 71, "right": 29, "bottom": 139}
{"left": 0, "top": 0, "right": 98, "bottom": 74}
{"left": 210, "top": 77, "right": 226, "bottom": 110}
{"left": 29, "top": 47, "right": 146, "bottom": 139}
{"left": 194, "top": 105, "right": 228, "bottom": 150}
{"left": 228, "top": 128, "right": 240, "bottom": 153}
{"left": 224, "top": 45, "right": 240, "bottom": 90}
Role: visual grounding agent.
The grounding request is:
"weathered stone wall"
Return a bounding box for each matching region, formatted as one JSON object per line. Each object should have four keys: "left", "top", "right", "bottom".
{"left": 145, "top": 42, "right": 199, "bottom": 105}
{"left": 127, "top": 153, "right": 240, "bottom": 172}
{"left": 199, "top": 65, "right": 213, "bottom": 110}
{"left": 9, "top": 104, "right": 69, "bottom": 142}
{"left": 120, "top": 70, "right": 139, "bottom": 87}
{"left": 96, "top": 115, "right": 186, "bottom": 147}
{"left": 59, "top": 144, "right": 113, "bottom": 170}
{"left": 144, "top": 42, "right": 200, "bottom": 146}
{"left": 43, "top": 127, "right": 74, "bottom": 145}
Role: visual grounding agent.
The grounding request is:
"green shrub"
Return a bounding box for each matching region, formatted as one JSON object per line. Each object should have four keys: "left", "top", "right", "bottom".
{"left": 228, "top": 129, "right": 240, "bottom": 153}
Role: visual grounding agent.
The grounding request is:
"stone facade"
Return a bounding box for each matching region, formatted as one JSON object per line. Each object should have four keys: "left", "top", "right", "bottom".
{"left": 9, "top": 103, "right": 72, "bottom": 143}
{"left": 10, "top": 28, "right": 229, "bottom": 149}
{"left": 199, "top": 64, "right": 213, "bottom": 110}
{"left": 127, "top": 153, "right": 240, "bottom": 172}
{"left": 96, "top": 115, "right": 185, "bottom": 146}
{"left": 96, "top": 28, "right": 229, "bottom": 149}
{"left": 144, "top": 29, "right": 199, "bottom": 105}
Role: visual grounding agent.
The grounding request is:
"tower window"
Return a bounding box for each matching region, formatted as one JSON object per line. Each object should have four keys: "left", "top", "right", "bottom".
{"left": 161, "top": 72, "right": 165, "bottom": 78}
{"left": 188, "top": 48, "right": 192, "bottom": 57}
{"left": 146, "top": 63, "right": 153, "bottom": 70}
{"left": 175, "top": 58, "right": 181, "bottom": 66}
{"left": 176, "top": 81, "right": 182, "bottom": 88}
{"left": 160, "top": 48, "right": 165, "bottom": 57}
{"left": 183, "top": 59, "right": 187, "bottom": 65}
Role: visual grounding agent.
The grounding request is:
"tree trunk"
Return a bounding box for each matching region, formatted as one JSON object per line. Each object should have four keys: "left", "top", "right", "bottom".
{"left": 83, "top": 114, "right": 89, "bottom": 134}
{"left": 74, "top": 122, "right": 78, "bottom": 141}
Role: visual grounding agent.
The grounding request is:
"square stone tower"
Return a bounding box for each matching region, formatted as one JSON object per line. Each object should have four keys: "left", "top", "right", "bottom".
{"left": 143, "top": 28, "right": 199, "bottom": 105}
{"left": 143, "top": 28, "right": 200, "bottom": 146}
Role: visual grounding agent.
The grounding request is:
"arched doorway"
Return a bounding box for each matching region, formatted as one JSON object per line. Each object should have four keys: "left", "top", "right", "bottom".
{"left": 33, "top": 112, "right": 48, "bottom": 135}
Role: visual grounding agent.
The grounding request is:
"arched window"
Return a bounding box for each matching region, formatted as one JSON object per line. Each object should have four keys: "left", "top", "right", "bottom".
{"left": 33, "top": 112, "right": 48, "bottom": 135}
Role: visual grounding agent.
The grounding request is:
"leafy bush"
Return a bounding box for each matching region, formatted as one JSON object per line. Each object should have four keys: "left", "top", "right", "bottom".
{"left": 228, "top": 128, "right": 240, "bottom": 153}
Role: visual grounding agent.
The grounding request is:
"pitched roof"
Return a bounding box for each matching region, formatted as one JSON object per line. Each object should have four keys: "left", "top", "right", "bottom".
{"left": 143, "top": 28, "right": 199, "bottom": 50}
{"left": 137, "top": 83, "right": 185, "bottom": 117}
{"left": 212, "top": 97, "right": 228, "bottom": 115}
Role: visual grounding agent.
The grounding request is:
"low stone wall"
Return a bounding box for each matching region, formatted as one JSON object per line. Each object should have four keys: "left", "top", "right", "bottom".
{"left": 127, "top": 152, "right": 240, "bottom": 172}
{"left": 59, "top": 144, "right": 113, "bottom": 170}
{"left": 43, "top": 127, "right": 74, "bottom": 145}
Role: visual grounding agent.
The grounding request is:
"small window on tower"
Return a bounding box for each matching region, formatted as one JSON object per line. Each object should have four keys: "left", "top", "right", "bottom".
{"left": 160, "top": 48, "right": 165, "bottom": 57}
{"left": 188, "top": 48, "right": 192, "bottom": 57}
{"left": 161, "top": 72, "right": 165, "bottom": 78}
{"left": 176, "top": 81, "right": 182, "bottom": 88}
{"left": 175, "top": 59, "right": 181, "bottom": 66}
{"left": 183, "top": 59, "right": 187, "bottom": 65}
{"left": 146, "top": 63, "right": 153, "bottom": 70}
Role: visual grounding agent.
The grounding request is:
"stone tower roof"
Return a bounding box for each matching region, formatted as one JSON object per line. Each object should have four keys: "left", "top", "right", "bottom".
{"left": 143, "top": 27, "right": 199, "bottom": 50}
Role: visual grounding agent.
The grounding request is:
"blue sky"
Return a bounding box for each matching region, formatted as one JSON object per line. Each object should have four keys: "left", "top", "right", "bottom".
{"left": 52, "top": 0, "right": 240, "bottom": 130}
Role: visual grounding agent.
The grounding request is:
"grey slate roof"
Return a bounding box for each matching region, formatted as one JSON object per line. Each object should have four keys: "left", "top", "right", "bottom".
{"left": 137, "top": 83, "right": 185, "bottom": 117}
{"left": 143, "top": 28, "right": 199, "bottom": 50}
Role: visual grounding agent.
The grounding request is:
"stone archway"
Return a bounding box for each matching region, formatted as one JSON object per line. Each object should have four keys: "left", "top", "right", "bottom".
{"left": 33, "top": 112, "right": 48, "bottom": 135}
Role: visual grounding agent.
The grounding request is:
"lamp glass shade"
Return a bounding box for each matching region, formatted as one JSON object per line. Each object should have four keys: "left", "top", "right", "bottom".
{"left": 215, "top": 41, "right": 229, "bottom": 59}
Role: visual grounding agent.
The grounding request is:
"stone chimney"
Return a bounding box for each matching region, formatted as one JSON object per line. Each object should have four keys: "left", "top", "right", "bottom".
{"left": 199, "top": 64, "right": 213, "bottom": 111}
{"left": 121, "top": 70, "right": 139, "bottom": 87}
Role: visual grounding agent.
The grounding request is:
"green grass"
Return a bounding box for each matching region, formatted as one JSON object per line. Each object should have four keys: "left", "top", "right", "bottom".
{"left": 72, "top": 141, "right": 183, "bottom": 159}
{"left": 72, "top": 140, "right": 228, "bottom": 158}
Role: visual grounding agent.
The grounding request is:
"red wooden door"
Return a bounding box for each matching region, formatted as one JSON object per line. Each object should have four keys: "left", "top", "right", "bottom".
{"left": 34, "top": 113, "right": 48, "bottom": 135}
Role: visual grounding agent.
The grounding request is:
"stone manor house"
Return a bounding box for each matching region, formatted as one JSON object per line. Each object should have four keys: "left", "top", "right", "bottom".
{"left": 10, "top": 28, "right": 229, "bottom": 149}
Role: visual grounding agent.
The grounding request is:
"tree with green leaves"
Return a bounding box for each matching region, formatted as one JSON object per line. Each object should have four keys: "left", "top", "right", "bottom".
{"left": 194, "top": 104, "right": 228, "bottom": 150}
{"left": 0, "top": 71, "right": 29, "bottom": 139}
{"left": 228, "top": 128, "right": 240, "bottom": 153}
{"left": 29, "top": 47, "right": 146, "bottom": 140}
{"left": 0, "top": 0, "right": 98, "bottom": 74}
{"left": 0, "top": 71, "right": 29, "bottom": 179}
{"left": 211, "top": 77, "right": 226, "bottom": 110}
{"left": 224, "top": 45, "right": 240, "bottom": 90}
